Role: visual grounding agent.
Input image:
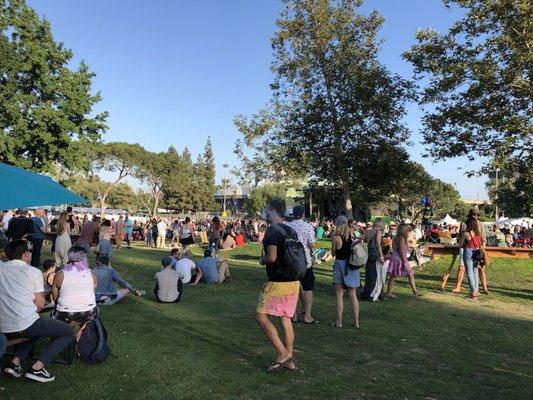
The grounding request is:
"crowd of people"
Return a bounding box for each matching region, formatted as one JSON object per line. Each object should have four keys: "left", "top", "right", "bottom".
{"left": 0, "top": 207, "right": 239, "bottom": 383}
{"left": 0, "top": 203, "right": 531, "bottom": 379}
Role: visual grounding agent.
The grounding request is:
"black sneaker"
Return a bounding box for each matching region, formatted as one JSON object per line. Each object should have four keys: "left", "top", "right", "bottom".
{"left": 4, "top": 362, "right": 23, "bottom": 378}
{"left": 25, "top": 367, "right": 55, "bottom": 383}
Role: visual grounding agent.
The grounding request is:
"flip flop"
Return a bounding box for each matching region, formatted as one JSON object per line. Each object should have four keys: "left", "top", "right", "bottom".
{"left": 331, "top": 321, "right": 342, "bottom": 328}
{"left": 267, "top": 357, "right": 293, "bottom": 373}
{"left": 303, "top": 319, "right": 319, "bottom": 324}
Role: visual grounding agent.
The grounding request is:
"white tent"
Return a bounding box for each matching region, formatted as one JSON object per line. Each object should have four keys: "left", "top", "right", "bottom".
{"left": 492, "top": 217, "right": 533, "bottom": 227}
{"left": 436, "top": 213, "right": 459, "bottom": 226}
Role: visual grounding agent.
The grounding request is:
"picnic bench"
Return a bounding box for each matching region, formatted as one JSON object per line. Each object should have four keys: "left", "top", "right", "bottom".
{"left": 423, "top": 244, "right": 533, "bottom": 259}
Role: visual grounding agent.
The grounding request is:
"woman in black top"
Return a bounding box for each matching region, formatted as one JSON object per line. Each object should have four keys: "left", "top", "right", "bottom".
{"left": 331, "top": 219, "right": 360, "bottom": 329}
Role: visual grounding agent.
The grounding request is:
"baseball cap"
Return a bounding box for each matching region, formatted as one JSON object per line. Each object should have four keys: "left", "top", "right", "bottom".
{"left": 161, "top": 256, "right": 173, "bottom": 267}
{"left": 292, "top": 206, "right": 305, "bottom": 219}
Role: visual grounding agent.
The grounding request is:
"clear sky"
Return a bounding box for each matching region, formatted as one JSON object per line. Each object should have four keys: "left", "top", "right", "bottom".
{"left": 28, "top": 0, "right": 488, "bottom": 200}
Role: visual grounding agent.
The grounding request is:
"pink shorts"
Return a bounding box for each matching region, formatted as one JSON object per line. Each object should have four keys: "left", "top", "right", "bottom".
{"left": 256, "top": 281, "right": 300, "bottom": 317}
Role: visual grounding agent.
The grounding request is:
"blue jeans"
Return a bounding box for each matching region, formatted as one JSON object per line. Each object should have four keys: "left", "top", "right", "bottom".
{"left": 463, "top": 248, "right": 479, "bottom": 293}
{"left": 99, "top": 239, "right": 113, "bottom": 258}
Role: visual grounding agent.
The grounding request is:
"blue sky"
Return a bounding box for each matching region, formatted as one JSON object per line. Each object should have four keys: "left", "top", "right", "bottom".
{"left": 28, "top": 0, "right": 487, "bottom": 200}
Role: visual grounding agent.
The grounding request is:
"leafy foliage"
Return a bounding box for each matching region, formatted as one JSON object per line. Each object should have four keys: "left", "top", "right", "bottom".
{"left": 403, "top": 0, "right": 532, "bottom": 175}
{"left": 244, "top": 183, "right": 288, "bottom": 215}
{"left": 235, "top": 0, "right": 415, "bottom": 216}
{"left": 0, "top": 0, "right": 108, "bottom": 173}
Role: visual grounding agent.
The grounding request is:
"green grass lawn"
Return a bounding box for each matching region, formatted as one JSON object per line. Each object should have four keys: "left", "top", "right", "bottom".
{"left": 1, "top": 241, "right": 532, "bottom": 400}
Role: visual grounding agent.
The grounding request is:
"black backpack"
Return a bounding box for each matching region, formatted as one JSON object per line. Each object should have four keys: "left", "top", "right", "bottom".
{"left": 76, "top": 318, "right": 111, "bottom": 364}
{"left": 271, "top": 224, "right": 307, "bottom": 280}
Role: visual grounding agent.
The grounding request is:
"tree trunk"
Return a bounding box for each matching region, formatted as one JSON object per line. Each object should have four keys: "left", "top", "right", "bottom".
{"left": 152, "top": 191, "right": 160, "bottom": 217}
{"left": 342, "top": 180, "right": 353, "bottom": 219}
{"left": 99, "top": 195, "right": 107, "bottom": 218}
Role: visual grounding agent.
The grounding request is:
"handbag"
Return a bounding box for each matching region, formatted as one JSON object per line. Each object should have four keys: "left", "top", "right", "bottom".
{"left": 471, "top": 248, "right": 485, "bottom": 261}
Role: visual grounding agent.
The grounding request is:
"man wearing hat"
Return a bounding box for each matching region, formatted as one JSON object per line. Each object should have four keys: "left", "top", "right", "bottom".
{"left": 288, "top": 205, "right": 318, "bottom": 324}
{"left": 153, "top": 256, "right": 182, "bottom": 303}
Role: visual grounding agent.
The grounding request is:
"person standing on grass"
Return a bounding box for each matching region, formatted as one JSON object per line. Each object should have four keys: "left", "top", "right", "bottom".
{"left": 386, "top": 224, "right": 422, "bottom": 298}
{"left": 156, "top": 218, "right": 167, "bottom": 249}
{"left": 457, "top": 217, "right": 484, "bottom": 299}
{"left": 452, "top": 208, "right": 488, "bottom": 294}
{"left": 256, "top": 199, "right": 299, "bottom": 373}
{"left": 115, "top": 215, "right": 125, "bottom": 250}
{"left": 361, "top": 218, "right": 385, "bottom": 301}
{"left": 0, "top": 240, "right": 74, "bottom": 383}
{"left": 331, "top": 216, "right": 360, "bottom": 329}
{"left": 124, "top": 215, "right": 134, "bottom": 249}
{"left": 30, "top": 208, "right": 47, "bottom": 269}
{"left": 288, "top": 205, "right": 318, "bottom": 324}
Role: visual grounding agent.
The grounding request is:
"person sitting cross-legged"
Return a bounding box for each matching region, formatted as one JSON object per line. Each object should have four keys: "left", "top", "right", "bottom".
{"left": 94, "top": 256, "right": 137, "bottom": 305}
{"left": 0, "top": 240, "right": 74, "bottom": 383}
{"left": 154, "top": 256, "right": 183, "bottom": 303}
{"left": 173, "top": 249, "right": 203, "bottom": 286}
{"left": 197, "top": 248, "right": 231, "bottom": 284}
{"left": 50, "top": 246, "right": 99, "bottom": 324}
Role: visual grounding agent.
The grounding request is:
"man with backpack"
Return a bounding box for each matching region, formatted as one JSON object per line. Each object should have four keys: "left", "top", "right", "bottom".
{"left": 288, "top": 205, "right": 318, "bottom": 324}
{"left": 256, "top": 199, "right": 302, "bottom": 373}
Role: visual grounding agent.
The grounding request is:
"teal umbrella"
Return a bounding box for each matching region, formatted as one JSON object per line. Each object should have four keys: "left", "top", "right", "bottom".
{"left": 0, "top": 163, "right": 87, "bottom": 209}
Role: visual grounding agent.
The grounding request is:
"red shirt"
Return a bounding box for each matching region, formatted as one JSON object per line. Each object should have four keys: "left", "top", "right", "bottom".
{"left": 464, "top": 233, "right": 481, "bottom": 249}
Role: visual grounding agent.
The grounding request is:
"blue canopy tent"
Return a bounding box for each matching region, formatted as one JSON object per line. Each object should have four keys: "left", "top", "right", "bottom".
{"left": 0, "top": 163, "right": 87, "bottom": 209}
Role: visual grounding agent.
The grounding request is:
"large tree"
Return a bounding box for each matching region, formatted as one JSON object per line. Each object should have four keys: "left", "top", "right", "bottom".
{"left": 0, "top": 0, "right": 108, "bottom": 173}
{"left": 86, "top": 142, "right": 145, "bottom": 216}
{"left": 138, "top": 150, "right": 171, "bottom": 216}
{"left": 193, "top": 138, "right": 217, "bottom": 211}
{"left": 163, "top": 147, "right": 193, "bottom": 212}
{"left": 403, "top": 0, "right": 532, "bottom": 175}
{"left": 235, "top": 0, "right": 414, "bottom": 217}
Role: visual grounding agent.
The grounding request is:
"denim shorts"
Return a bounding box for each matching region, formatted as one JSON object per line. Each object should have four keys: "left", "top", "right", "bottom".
{"left": 332, "top": 259, "right": 361, "bottom": 288}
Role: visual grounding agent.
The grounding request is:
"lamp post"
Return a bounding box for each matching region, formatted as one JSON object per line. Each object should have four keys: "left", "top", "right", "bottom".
{"left": 222, "top": 163, "right": 229, "bottom": 213}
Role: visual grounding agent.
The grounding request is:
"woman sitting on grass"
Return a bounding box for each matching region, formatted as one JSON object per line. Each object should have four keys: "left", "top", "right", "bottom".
{"left": 386, "top": 224, "right": 422, "bottom": 299}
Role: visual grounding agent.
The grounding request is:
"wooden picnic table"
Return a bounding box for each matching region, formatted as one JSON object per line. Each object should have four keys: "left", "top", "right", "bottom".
{"left": 423, "top": 244, "right": 533, "bottom": 259}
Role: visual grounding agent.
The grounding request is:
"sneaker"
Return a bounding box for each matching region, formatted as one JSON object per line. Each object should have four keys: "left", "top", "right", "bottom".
{"left": 25, "top": 367, "right": 55, "bottom": 383}
{"left": 4, "top": 362, "right": 23, "bottom": 378}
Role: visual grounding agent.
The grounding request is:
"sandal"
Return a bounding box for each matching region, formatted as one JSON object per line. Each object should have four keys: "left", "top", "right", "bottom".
{"left": 267, "top": 357, "right": 293, "bottom": 373}
{"left": 331, "top": 321, "right": 342, "bottom": 328}
{"left": 303, "top": 319, "right": 319, "bottom": 324}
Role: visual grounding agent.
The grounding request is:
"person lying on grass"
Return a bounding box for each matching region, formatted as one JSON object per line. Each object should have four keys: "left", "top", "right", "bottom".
{"left": 196, "top": 248, "right": 231, "bottom": 284}
{"left": 154, "top": 256, "right": 183, "bottom": 303}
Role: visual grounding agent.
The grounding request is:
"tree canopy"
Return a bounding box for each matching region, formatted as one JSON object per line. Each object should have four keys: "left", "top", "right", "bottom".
{"left": 0, "top": 0, "right": 108, "bottom": 173}
{"left": 403, "top": 0, "right": 532, "bottom": 175}
{"left": 235, "top": 0, "right": 415, "bottom": 217}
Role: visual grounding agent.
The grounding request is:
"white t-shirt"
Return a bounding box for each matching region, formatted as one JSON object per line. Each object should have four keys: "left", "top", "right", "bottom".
{"left": 1, "top": 212, "right": 12, "bottom": 229}
{"left": 0, "top": 259, "right": 44, "bottom": 333}
{"left": 157, "top": 221, "right": 167, "bottom": 235}
{"left": 174, "top": 258, "right": 196, "bottom": 284}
